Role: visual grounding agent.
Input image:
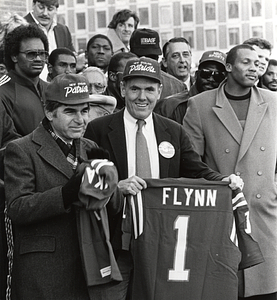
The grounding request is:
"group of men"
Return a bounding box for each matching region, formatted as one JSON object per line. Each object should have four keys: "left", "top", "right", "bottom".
{"left": 0, "top": 0, "right": 277, "bottom": 300}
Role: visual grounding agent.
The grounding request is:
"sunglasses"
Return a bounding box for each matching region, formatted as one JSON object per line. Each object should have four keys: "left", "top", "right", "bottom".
{"left": 199, "top": 69, "right": 225, "bottom": 82}
{"left": 19, "top": 50, "right": 49, "bottom": 62}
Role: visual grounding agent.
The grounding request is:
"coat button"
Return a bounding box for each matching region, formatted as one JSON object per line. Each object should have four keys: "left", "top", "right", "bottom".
{"left": 257, "top": 171, "right": 262, "bottom": 176}
{"left": 256, "top": 194, "right": 261, "bottom": 199}
{"left": 225, "top": 149, "right": 230, "bottom": 153}
{"left": 260, "top": 146, "right": 265, "bottom": 151}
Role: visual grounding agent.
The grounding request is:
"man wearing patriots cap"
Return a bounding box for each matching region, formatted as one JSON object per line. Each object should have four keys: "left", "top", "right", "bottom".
{"left": 4, "top": 73, "right": 122, "bottom": 299}
{"left": 85, "top": 56, "right": 244, "bottom": 299}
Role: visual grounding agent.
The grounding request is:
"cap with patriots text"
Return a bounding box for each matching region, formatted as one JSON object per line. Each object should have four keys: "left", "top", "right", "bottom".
{"left": 130, "top": 28, "right": 162, "bottom": 56}
{"left": 199, "top": 50, "right": 227, "bottom": 68}
{"left": 122, "top": 56, "right": 161, "bottom": 84}
{"left": 45, "top": 73, "right": 91, "bottom": 105}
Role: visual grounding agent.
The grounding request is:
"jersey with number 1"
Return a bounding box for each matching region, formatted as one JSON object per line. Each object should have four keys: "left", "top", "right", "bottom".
{"left": 122, "top": 178, "right": 263, "bottom": 300}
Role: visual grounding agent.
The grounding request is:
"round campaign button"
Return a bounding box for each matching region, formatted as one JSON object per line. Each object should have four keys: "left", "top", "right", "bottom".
{"left": 158, "top": 141, "right": 175, "bottom": 158}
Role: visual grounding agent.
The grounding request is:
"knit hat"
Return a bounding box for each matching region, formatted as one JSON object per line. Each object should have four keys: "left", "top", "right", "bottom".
{"left": 45, "top": 73, "right": 91, "bottom": 105}
{"left": 122, "top": 56, "right": 161, "bottom": 84}
{"left": 130, "top": 28, "right": 162, "bottom": 56}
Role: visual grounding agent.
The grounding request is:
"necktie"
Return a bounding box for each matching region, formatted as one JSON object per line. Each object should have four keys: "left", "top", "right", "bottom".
{"left": 136, "top": 119, "right": 152, "bottom": 178}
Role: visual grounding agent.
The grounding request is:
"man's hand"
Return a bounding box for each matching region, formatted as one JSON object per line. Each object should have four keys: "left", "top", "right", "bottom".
{"left": 118, "top": 175, "right": 147, "bottom": 196}
{"left": 222, "top": 174, "right": 244, "bottom": 190}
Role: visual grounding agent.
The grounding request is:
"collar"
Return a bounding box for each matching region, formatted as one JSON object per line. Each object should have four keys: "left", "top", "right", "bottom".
{"left": 184, "top": 76, "right": 191, "bottom": 90}
{"left": 30, "top": 11, "right": 57, "bottom": 32}
{"left": 107, "top": 28, "right": 129, "bottom": 53}
{"left": 123, "top": 108, "right": 153, "bottom": 130}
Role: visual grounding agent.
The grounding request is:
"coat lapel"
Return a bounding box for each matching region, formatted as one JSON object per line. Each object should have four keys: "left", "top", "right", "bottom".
{"left": 213, "top": 87, "right": 243, "bottom": 145}
{"left": 33, "top": 125, "right": 73, "bottom": 179}
{"left": 153, "top": 114, "right": 172, "bottom": 178}
{"left": 107, "top": 111, "right": 128, "bottom": 179}
{"left": 237, "top": 88, "right": 268, "bottom": 162}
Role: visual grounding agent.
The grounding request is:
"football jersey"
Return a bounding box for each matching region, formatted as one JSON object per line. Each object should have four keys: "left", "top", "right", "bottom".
{"left": 122, "top": 178, "right": 263, "bottom": 300}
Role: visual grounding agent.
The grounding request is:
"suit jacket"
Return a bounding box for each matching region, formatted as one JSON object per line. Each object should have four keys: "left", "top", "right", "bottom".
{"left": 4, "top": 124, "right": 97, "bottom": 300}
{"left": 25, "top": 13, "right": 75, "bottom": 52}
{"left": 183, "top": 82, "right": 277, "bottom": 297}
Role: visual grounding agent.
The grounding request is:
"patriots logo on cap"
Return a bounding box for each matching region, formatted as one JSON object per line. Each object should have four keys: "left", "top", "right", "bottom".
{"left": 129, "top": 61, "right": 156, "bottom": 74}
{"left": 208, "top": 52, "right": 225, "bottom": 62}
{"left": 64, "top": 82, "right": 89, "bottom": 97}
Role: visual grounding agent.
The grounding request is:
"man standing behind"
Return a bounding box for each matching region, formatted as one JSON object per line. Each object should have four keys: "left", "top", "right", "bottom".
{"left": 155, "top": 50, "right": 226, "bottom": 123}
{"left": 85, "top": 56, "right": 243, "bottom": 300}
{"left": 0, "top": 24, "right": 49, "bottom": 136}
{"left": 107, "top": 9, "right": 139, "bottom": 54}
{"left": 261, "top": 59, "right": 277, "bottom": 91}
{"left": 162, "top": 37, "right": 194, "bottom": 91}
{"left": 183, "top": 44, "right": 277, "bottom": 299}
{"left": 47, "top": 47, "right": 76, "bottom": 81}
{"left": 25, "top": 0, "right": 75, "bottom": 53}
{"left": 86, "top": 34, "right": 113, "bottom": 75}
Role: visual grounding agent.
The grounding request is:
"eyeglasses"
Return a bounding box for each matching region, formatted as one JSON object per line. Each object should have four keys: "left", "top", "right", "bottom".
{"left": 91, "top": 83, "right": 106, "bottom": 94}
{"left": 19, "top": 50, "right": 49, "bottom": 61}
{"left": 199, "top": 69, "right": 225, "bottom": 82}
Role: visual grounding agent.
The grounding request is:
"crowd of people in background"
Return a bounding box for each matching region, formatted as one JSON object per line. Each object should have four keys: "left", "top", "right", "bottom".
{"left": 0, "top": 0, "right": 277, "bottom": 300}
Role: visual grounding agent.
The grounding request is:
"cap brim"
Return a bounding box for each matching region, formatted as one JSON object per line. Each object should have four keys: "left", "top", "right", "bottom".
{"left": 132, "top": 47, "right": 162, "bottom": 56}
{"left": 55, "top": 97, "right": 92, "bottom": 105}
{"left": 123, "top": 74, "right": 161, "bottom": 84}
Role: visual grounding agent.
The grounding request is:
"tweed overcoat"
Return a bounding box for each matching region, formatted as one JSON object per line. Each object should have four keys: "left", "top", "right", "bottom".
{"left": 4, "top": 124, "right": 98, "bottom": 300}
{"left": 183, "top": 82, "right": 277, "bottom": 297}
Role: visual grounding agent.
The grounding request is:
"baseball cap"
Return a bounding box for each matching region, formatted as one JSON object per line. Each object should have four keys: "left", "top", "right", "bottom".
{"left": 122, "top": 56, "right": 162, "bottom": 84}
{"left": 199, "top": 50, "right": 227, "bottom": 68}
{"left": 130, "top": 28, "right": 162, "bottom": 57}
{"left": 45, "top": 73, "right": 91, "bottom": 105}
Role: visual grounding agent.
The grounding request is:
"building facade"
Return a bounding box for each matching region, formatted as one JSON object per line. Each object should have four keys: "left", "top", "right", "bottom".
{"left": 1, "top": 0, "right": 277, "bottom": 64}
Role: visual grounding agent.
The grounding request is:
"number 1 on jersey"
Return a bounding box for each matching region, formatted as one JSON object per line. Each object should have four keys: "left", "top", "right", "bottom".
{"left": 168, "top": 215, "right": 190, "bottom": 281}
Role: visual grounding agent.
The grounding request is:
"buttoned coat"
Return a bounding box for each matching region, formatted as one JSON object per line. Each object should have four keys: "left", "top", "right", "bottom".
{"left": 4, "top": 124, "right": 98, "bottom": 300}
{"left": 183, "top": 82, "right": 277, "bottom": 297}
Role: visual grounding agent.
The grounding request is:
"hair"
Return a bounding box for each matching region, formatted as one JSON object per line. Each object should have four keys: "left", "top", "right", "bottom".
{"left": 108, "top": 9, "right": 139, "bottom": 29}
{"left": 48, "top": 47, "right": 76, "bottom": 66}
{"left": 108, "top": 52, "right": 137, "bottom": 72}
{"left": 33, "top": 0, "right": 59, "bottom": 8}
{"left": 44, "top": 100, "right": 63, "bottom": 113}
{"left": 243, "top": 37, "right": 272, "bottom": 54}
{"left": 0, "top": 13, "right": 28, "bottom": 48}
{"left": 4, "top": 24, "right": 49, "bottom": 71}
{"left": 267, "top": 59, "right": 277, "bottom": 68}
{"left": 86, "top": 34, "right": 113, "bottom": 53}
{"left": 162, "top": 37, "right": 191, "bottom": 58}
{"left": 82, "top": 66, "right": 107, "bottom": 86}
{"left": 226, "top": 44, "right": 255, "bottom": 65}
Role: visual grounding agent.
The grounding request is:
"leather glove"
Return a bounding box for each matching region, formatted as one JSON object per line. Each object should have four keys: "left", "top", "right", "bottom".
{"left": 62, "top": 170, "right": 83, "bottom": 209}
{"left": 87, "top": 147, "right": 110, "bottom": 160}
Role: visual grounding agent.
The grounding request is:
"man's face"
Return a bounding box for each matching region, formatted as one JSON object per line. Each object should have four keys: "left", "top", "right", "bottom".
{"left": 115, "top": 17, "right": 135, "bottom": 46}
{"left": 49, "top": 54, "right": 76, "bottom": 78}
{"left": 46, "top": 103, "right": 89, "bottom": 143}
{"left": 14, "top": 38, "right": 47, "bottom": 78}
{"left": 227, "top": 48, "right": 259, "bottom": 88}
{"left": 87, "top": 38, "right": 112, "bottom": 72}
{"left": 84, "top": 71, "right": 106, "bottom": 94}
{"left": 163, "top": 42, "right": 192, "bottom": 82}
{"left": 251, "top": 45, "right": 271, "bottom": 78}
{"left": 32, "top": 1, "right": 57, "bottom": 29}
{"left": 108, "top": 58, "right": 129, "bottom": 95}
{"left": 196, "top": 63, "right": 226, "bottom": 93}
{"left": 262, "top": 64, "right": 277, "bottom": 91}
{"left": 120, "top": 77, "right": 162, "bottom": 120}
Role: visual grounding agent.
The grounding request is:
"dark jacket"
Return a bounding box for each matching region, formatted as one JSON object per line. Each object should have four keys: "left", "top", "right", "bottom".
{"left": 25, "top": 13, "right": 75, "bottom": 52}
{"left": 0, "top": 70, "right": 48, "bottom": 136}
{"left": 4, "top": 124, "right": 97, "bottom": 300}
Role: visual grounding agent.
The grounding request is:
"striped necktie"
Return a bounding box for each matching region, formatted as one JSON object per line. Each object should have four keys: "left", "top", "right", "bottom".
{"left": 136, "top": 119, "right": 152, "bottom": 178}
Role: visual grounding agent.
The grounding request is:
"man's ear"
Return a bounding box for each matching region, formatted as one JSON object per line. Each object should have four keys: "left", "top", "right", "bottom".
{"left": 48, "top": 63, "right": 53, "bottom": 74}
{"left": 120, "top": 81, "right": 126, "bottom": 98}
{"left": 11, "top": 55, "right": 18, "bottom": 63}
{"left": 45, "top": 110, "right": 53, "bottom": 121}
{"left": 109, "top": 71, "right": 117, "bottom": 82}
{"left": 225, "top": 63, "right": 232, "bottom": 73}
{"left": 162, "top": 57, "right": 167, "bottom": 69}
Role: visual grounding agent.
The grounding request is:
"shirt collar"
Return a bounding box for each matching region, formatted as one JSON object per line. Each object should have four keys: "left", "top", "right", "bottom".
{"left": 123, "top": 108, "right": 153, "bottom": 130}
